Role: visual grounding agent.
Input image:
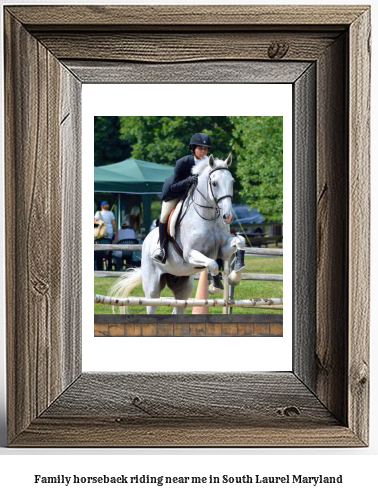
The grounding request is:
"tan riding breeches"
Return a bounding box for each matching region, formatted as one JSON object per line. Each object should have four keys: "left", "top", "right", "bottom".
{"left": 160, "top": 198, "right": 180, "bottom": 223}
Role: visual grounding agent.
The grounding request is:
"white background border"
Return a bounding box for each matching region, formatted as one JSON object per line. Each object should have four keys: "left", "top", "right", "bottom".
{"left": 85, "top": 83, "right": 292, "bottom": 372}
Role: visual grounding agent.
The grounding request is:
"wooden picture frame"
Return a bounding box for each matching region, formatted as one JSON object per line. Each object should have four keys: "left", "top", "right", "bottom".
{"left": 5, "top": 5, "right": 370, "bottom": 447}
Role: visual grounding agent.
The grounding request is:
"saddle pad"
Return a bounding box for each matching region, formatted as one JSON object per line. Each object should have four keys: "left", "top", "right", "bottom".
{"left": 168, "top": 199, "right": 184, "bottom": 239}
{"left": 170, "top": 189, "right": 193, "bottom": 239}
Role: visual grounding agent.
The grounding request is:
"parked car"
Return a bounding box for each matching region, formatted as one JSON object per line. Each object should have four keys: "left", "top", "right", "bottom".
{"left": 230, "top": 204, "right": 265, "bottom": 244}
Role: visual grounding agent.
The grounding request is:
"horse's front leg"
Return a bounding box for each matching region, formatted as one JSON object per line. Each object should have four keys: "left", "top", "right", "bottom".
{"left": 186, "top": 249, "right": 223, "bottom": 294}
{"left": 219, "top": 234, "right": 246, "bottom": 286}
{"left": 231, "top": 234, "right": 246, "bottom": 250}
{"left": 186, "top": 249, "right": 219, "bottom": 275}
{"left": 230, "top": 234, "right": 246, "bottom": 271}
{"left": 219, "top": 234, "right": 246, "bottom": 260}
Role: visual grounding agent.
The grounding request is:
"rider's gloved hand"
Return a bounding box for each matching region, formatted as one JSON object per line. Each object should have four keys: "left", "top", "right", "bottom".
{"left": 187, "top": 175, "right": 198, "bottom": 187}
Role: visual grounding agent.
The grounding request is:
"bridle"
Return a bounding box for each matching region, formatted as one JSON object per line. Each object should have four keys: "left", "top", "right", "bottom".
{"left": 190, "top": 167, "right": 233, "bottom": 221}
{"left": 208, "top": 167, "right": 234, "bottom": 205}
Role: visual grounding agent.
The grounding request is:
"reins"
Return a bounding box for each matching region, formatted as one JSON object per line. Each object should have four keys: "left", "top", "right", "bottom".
{"left": 178, "top": 166, "right": 233, "bottom": 224}
{"left": 191, "top": 187, "right": 220, "bottom": 221}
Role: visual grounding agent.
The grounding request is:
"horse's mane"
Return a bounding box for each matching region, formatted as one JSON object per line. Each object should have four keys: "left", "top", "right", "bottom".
{"left": 191, "top": 157, "right": 227, "bottom": 176}
{"left": 191, "top": 158, "right": 209, "bottom": 176}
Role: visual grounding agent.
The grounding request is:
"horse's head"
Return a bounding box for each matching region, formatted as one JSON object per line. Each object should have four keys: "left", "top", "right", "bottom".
{"left": 192, "top": 153, "right": 234, "bottom": 224}
{"left": 207, "top": 153, "right": 234, "bottom": 224}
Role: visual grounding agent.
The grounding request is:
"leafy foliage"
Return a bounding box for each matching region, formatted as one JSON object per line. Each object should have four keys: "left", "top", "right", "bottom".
{"left": 119, "top": 116, "right": 234, "bottom": 164}
{"left": 94, "top": 116, "right": 130, "bottom": 166}
{"left": 230, "top": 116, "right": 283, "bottom": 220}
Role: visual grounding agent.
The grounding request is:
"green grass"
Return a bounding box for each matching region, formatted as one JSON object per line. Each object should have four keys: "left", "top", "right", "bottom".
{"left": 94, "top": 256, "right": 283, "bottom": 315}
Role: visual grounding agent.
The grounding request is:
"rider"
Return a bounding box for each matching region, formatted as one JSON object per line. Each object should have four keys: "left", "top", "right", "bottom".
{"left": 153, "top": 132, "right": 211, "bottom": 263}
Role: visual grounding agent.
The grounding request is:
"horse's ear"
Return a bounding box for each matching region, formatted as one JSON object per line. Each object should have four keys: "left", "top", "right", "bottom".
{"left": 226, "top": 153, "right": 232, "bottom": 167}
{"left": 209, "top": 154, "right": 214, "bottom": 168}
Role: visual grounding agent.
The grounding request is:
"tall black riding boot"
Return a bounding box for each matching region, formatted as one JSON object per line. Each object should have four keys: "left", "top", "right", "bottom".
{"left": 153, "top": 222, "right": 169, "bottom": 263}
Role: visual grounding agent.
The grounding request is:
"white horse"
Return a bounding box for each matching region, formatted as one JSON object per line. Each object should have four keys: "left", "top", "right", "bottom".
{"left": 110, "top": 154, "right": 245, "bottom": 313}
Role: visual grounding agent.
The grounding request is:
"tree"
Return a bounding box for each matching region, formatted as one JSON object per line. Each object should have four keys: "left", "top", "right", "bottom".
{"left": 119, "top": 116, "right": 234, "bottom": 165}
{"left": 94, "top": 116, "right": 130, "bottom": 166}
{"left": 230, "top": 116, "right": 283, "bottom": 220}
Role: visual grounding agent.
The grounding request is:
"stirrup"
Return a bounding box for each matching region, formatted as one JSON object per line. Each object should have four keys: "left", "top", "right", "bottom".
{"left": 152, "top": 248, "right": 166, "bottom": 263}
{"left": 208, "top": 273, "right": 224, "bottom": 294}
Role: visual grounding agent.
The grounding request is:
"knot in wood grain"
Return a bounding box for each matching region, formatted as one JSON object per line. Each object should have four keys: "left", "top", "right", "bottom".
{"left": 351, "top": 361, "right": 368, "bottom": 391}
{"left": 31, "top": 279, "right": 49, "bottom": 296}
{"left": 131, "top": 395, "right": 153, "bottom": 416}
{"left": 268, "top": 42, "right": 289, "bottom": 59}
{"left": 132, "top": 396, "right": 142, "bottom": 405}
{"left": 276, "top": 406, "right": 300, "bottom": 417}
{"left": 358, "top": 361, "right": 368, "bottom": 387}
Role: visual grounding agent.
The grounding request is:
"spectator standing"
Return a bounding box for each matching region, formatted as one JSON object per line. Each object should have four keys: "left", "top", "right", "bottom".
{"left": 94, "top": 201, "right": 118, "bottom": 242}
{"left": 94, "top": 201, "right": 118, "bottom": 270}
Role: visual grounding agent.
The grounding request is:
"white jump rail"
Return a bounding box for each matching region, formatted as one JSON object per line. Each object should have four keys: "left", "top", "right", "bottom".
{"left": 94, "top": 271, "right": 283, "bottom": 281}
{"left": 94, "top": 244, "right": 283, "bottom": 256}
{"left": 94, "top": 294, "right": 283, "bottom": 309}
{"left": 94, "top": 244, "right": 284, "bottom": 313}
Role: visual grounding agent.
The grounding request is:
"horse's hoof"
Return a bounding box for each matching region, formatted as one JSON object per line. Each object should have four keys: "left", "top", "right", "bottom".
{"left": 228, "top": 270, "right": 242, "bottom": 286}
{"left": 208, "top": 284, "right": 223, "bottom": 294}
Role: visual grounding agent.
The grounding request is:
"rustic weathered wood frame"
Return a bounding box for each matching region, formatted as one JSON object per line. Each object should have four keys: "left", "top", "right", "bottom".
{"left": 5, "top": 5, "right": 370, "bottom": 446}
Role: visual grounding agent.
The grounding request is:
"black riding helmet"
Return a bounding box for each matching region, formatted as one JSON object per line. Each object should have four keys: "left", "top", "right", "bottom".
{"left": 189, "top": 132, "right": 211, "bottom": 152}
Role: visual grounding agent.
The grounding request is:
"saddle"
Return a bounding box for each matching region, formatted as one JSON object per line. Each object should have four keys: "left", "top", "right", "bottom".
{"left": 166, "top": 200, "right": 185, "bottom": 260}
{"left": 167, "top": 204, "right": 179, "bottom": 238}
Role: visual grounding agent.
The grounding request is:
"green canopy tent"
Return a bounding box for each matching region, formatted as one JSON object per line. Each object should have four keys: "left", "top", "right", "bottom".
{"left": 94, "top": 158, "right": 174, "bottom": 231}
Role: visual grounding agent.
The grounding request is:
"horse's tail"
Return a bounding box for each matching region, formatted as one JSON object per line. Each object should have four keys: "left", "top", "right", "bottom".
{"left": 109, "top": 267, "right": 143, "bottom": 313}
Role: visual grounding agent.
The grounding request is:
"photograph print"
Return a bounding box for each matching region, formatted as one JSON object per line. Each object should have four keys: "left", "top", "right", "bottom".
{"left": 94, "top": 116, "right": 283, "bottom": 334}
